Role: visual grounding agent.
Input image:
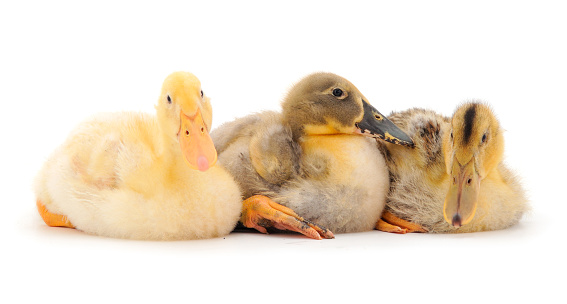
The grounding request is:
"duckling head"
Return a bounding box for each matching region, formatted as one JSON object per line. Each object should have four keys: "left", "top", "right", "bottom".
{"left": 443, "top": 102, "right": 504, "bottom": 227}
{"left": 156, "top": 71, "right": 216, "bottom": 172}
{"left": 281, "top": 72, "right": 413, "bottom": 146}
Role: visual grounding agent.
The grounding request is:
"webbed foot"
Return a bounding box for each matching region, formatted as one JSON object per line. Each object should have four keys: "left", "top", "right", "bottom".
{"left": 376, "top": 210, "right": 427, "bottom": 234}
{"left": 36, "top": 200, "right": 75, "bottom": 228}
{"left": 241, "top": 195, "right": 334, "bottom": 240}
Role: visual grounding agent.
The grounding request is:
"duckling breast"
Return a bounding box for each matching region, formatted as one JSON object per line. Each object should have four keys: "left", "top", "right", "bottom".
{"left": 276, "top": 135, "right": 389, "bottom": 233}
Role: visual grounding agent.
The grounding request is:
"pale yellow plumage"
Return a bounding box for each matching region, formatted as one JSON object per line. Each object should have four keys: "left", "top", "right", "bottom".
{"left": 34, "top": 72, "right": 241, "bottom": 240}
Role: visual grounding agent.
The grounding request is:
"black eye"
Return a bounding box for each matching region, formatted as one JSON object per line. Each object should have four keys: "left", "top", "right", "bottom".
{"left": 482, "top": 133, "right": 487, "bottom": 143}
{"left": 167, "top": 95, "right": 172, "bottom": 104}
{"left": 450, "top": 131, "right": 453, "bottom": 140}
{"left": 200, "top": 90, "right": 204, "bottom": 98}
{"left": 332, "top": 88, "right": 343, "bottom": 97}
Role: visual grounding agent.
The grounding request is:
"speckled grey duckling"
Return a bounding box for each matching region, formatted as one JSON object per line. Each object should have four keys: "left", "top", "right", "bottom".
{"left": 211, "top": 72, "right": 413, "bottom": 239}
{"left": 376, "top": 102, "right": 529, "bottom": 233}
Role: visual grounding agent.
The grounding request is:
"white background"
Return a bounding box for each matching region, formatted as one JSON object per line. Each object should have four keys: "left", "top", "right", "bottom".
{"left": 2, "top": 1, "right": 565, "bottom": 303}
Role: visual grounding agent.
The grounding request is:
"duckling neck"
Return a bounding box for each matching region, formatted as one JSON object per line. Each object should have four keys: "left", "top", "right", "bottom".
{"left": 290, "top": 126, "right": 306, "bottom": 142}
{"left": 293, "top": 123, "right": 348, "bottom": 141}
{"left": 156, "top": 127, "right": 185, "bottom": 171}
{"left": 285, "top": 114, "right": 327, "bottom": 142}
{"left": 299, "top": 133, "right": 377, "bottom": 184}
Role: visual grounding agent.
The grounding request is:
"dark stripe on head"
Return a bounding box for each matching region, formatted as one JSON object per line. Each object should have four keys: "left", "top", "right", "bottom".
{"left": 462, "top": 104, "right": 477, "bottom": 145}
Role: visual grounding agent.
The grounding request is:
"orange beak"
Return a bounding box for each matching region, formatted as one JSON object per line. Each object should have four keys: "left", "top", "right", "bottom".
{"left": 179, "top": 109, "right": 217, "bottom": 172}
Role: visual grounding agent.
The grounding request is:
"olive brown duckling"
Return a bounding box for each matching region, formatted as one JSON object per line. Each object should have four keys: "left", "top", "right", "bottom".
{"left": 212, "top": 72, "right": 413, "bottom": 239}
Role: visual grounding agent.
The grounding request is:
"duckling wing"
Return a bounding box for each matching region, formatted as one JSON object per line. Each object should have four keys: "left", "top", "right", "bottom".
{"left": 212, "top": 111, "right": 300, "bottom": 186}
{"left": 211, "top": 113, "right": 262, "bottom": 154}
{"left": 248, "top": 123, "right": 300, "bottom": 185}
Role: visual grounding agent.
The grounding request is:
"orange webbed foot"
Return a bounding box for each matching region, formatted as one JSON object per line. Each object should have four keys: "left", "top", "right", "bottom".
{"left": 376, "top": 210, "right": 427, "bottom": 234}
{"left": 241, "top": 195, "right": 334, "bottom": 240}
{"left": 36, "top": 200, "right": 75, "bottom": 228}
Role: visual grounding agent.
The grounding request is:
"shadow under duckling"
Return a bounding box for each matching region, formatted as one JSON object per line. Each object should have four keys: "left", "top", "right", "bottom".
{"left": 212, "top": 72, "right": 413, "bottom": 239}
{"left": 377, "top": 102, "right": 529, "bottom": 233}
{"left": 34, "top": 72, "right": 242, "bottom": 240}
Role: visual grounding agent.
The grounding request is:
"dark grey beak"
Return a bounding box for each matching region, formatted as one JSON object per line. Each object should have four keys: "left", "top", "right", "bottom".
{"left": 355, "top": 101, "right": 414, "bottom": 147}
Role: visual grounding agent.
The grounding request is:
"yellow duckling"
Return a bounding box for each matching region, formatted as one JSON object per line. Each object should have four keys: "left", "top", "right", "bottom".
{"left": 376, "top": 102, "right": 528, "bottom": 233}
{"left": 34, "top": 72, "right": 242, "bottom": 240}
{"left": 212, "top": 72, "right": 413, "bottom": 239}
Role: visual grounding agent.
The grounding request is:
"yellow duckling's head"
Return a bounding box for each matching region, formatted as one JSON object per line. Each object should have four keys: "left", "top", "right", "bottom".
{"left": 281, "top": 72, "right": 413, "bottom": 146}
{"left": 156, "top": 71, "right": 216, "bottom": 172}
{"left": 443, "top": 102, "right": 504, "bottom": 227}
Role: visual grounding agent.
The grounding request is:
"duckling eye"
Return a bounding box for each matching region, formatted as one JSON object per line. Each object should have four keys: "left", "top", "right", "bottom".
{"left": 481, "top": 133, "right": 487, "bottom": 144}
{"left": 200, "top": 90, "right": 204, "bottom": 98}
{"left": 167, "top": 95, "right": 172, "bottom": 104}
{"left": 450, "top": 131, "right": 453, "bottom": 140}
{"left": 332, "top": 88, "right": 343, "bottom": 97}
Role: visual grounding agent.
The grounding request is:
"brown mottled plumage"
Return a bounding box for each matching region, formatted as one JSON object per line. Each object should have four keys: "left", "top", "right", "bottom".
{"left": 378, "top": 102, "right": 528, "bottom": 233}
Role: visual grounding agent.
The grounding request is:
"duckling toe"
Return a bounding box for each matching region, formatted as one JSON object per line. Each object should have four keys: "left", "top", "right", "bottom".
{"left": 376, "top": 219, "right": 408, "bottom": 234}
{"left": 376, "top": 210, "right": 427, "bottom": 234}
{"left": 241, "top": 195, "right": 334, "bottom": 240}
{"left": 271, "top": 220, "right": 323, "bottom": 240}
{"left": 36, "top": 200, "right": 75, "bottom": 229}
